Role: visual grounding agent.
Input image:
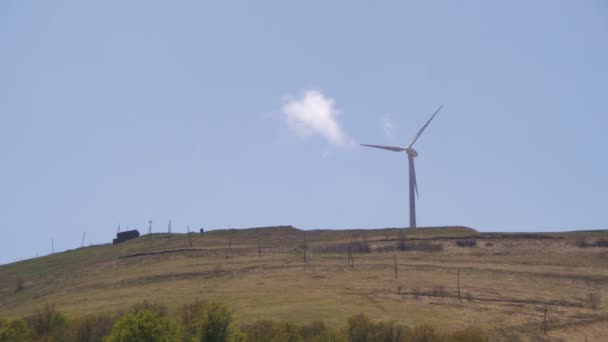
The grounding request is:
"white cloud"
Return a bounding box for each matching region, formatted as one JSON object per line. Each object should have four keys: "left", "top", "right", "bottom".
{"left": 383, "top": 113, "right": 395, "bottom": 139}
{"left": 282, "top": 89, "right": 352, "bottom": 146}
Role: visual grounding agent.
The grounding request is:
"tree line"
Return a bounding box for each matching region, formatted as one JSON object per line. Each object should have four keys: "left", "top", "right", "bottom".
{"left": 0, "top": 300, "right": 490, "bottom": 342}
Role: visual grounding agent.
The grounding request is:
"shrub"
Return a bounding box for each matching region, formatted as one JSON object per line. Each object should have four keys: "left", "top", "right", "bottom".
{"left": 455, "top": 240, "right": 477, "bottom": 248}
{"left": 412, "top": 288, "right": 421, "bottom": 300}
{"left": 0, "top": 319, "right": 30, "bottom": 342}
{"left": 577, "top": 238, "right": 608, "bottom": 248}
{"left": 370, "top": 321, "right": 411, "bottom": 342}
{"left": 446, "top": 327, "right": 488, "bottom": 342}
{"left": 410, "top": 324, "right": 441, "bottom": 342}
{"left": 15, "top": 276, "right": 25, "bottom": 293}
{"left": 359, "top": 241, "right": 371, "bottom": 253}
{"left": 2, "top": 301, "right": 495, "bottom": 342}
{"left": 275, "top": 321, "right": 301, "bottom": 342}
{"left": 201, "top": 303, "right": 233, "bottom": 342}
{"left": 346, "top": 314, "right": 410, "bottom": 342}
{"left": 300, "top": 320, "right": 340, "bottom": 342}
{"left": 181, "top": 300, "right": 206, "bottom": 337}
{"left": 430, "top": 286, "right": 448, "bottom": 297}
{"left": 242, "top": 320, "right": 341, "bottom": 342}
{"left": 71, "top": 313, "right": 115, "bottom": 342}
{"left": 241, "top": 320, "right": 279, "bottom": 342}
{"left": 404, "top": 241, "right": 443, "bottom": 252}
{"left": 28, "top": 303, "right": 70, "bottom": 341}
{"left": 346, "top": 314, "right": 374, "bottom": 342}
{"left": 105, "top": 310, "right": 177, "bottom": 342}
{"left": 595, "top": 239, "right": 608, "bottom": 247}
{"left": 180, "top": 300, "right": 233, "bottom": 342}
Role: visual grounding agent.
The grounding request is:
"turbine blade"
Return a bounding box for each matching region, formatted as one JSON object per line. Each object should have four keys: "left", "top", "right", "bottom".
{"left": 408, "top": 105, "right": 443, "bottom": 148}
{"left": 360, "top": 144, "right": 406, "bottom": 152}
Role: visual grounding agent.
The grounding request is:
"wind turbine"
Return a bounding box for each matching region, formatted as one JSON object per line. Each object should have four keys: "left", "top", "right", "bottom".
{"left": 361, "top": 105, "right": 443, "bottom": 228}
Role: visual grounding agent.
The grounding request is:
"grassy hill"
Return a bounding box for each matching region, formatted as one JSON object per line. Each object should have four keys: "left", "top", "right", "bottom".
{"left": 1, "top": 226, "right": 607, "bottom": 341}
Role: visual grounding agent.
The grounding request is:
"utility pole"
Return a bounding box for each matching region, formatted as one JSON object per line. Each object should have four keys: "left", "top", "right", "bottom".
{"left": 347, "top": 233, "right": 354, "bottom": 268}
{"left": 303, "top": 231, "right": 307, "bottom": 263}
{"left": 147, "top": 220, "right": 153, "bottom": 245}
{"left": 187, "top": 225, "right": 192, "bottom": 247}
{"left": 168, "top": 220, "right": 171, "bottom": 234}
{"left": 258, "top": 234, "right": 262, "bottom": 257}
{"left": 228, "top": 229, "right": 232, "bottom": 251}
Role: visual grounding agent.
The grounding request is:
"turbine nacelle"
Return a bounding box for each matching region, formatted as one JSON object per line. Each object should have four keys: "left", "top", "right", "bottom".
{"left": 405, "top": 148, "right": 418, "bottom": 158}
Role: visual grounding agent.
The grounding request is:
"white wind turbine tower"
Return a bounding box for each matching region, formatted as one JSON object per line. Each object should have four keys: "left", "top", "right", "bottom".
{"left": 361, "top": 105, "right": 443, "bottom": 228}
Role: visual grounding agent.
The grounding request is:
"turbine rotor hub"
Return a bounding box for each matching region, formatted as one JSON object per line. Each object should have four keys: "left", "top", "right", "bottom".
{"left": 406, "top": 148, "right": 418, "bottom": 157}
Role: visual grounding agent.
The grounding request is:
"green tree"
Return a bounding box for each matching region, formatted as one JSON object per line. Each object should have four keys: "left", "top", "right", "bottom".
{"left": 105, "top": 310, "right": 177, "bottom": 342}
{"left": 71, "top": 313, "right": 116, "bottom": 342}
{"left": 274, "top": 321, "right": 301, "bottom": 342}
{"left": 346, "top": 314, "right": 374, "bottom": 342}
{"left": 300, "top": 320, "right": 341, "bottom": 342}
{"left": 241, "top": 320, "right": 278, "bottom": 342}
{"left": 30, "top": 303, "right": 70, "bottom": 341}
{"left": 180, "top": 300, "right": 234, "bottom": 342}
{"left": 410, "top": 324, "right": 442, "bottom": 342}
{"left": 346, "top": 314, "right": 410, "bottom": 342}
{"left": 0, "top": 319, "right": 30, "bottom": 342}
{"left": 370, "top": 321, "right": 411, "bottom": 342}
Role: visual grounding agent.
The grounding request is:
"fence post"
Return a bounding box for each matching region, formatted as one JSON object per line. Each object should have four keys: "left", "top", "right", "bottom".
{"left": 394, "top": 254, "right": 398, "bottom": 279}
{"left": 543, "top": 305, "right": 548, "bottom": 335}
{"left": 457, "top": 268, "right": 462, "bottom": 303}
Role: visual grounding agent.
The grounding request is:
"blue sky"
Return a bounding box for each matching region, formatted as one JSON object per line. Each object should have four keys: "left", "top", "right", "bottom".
{"left": 1, "top": 1, "right": 607, "bottom": 264}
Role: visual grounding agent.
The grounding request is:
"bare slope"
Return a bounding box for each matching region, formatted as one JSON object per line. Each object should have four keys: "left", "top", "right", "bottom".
{"left": 1, "top": 226, "right": 607, "bottom": 341}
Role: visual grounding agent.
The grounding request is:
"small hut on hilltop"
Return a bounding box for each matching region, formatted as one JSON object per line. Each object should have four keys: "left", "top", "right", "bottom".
{"left": 113, "top": 230, "right": 140, "bottom": 245}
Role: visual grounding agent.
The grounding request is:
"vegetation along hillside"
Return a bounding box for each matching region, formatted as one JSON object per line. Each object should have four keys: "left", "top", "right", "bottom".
{"left": 1, "top": 226, "right": 607, "bottom": 341}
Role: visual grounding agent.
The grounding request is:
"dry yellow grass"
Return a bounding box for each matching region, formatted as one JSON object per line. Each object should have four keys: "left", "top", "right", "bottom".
{"left": 1, "top": 226, "right": 607, "bottom": 341}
